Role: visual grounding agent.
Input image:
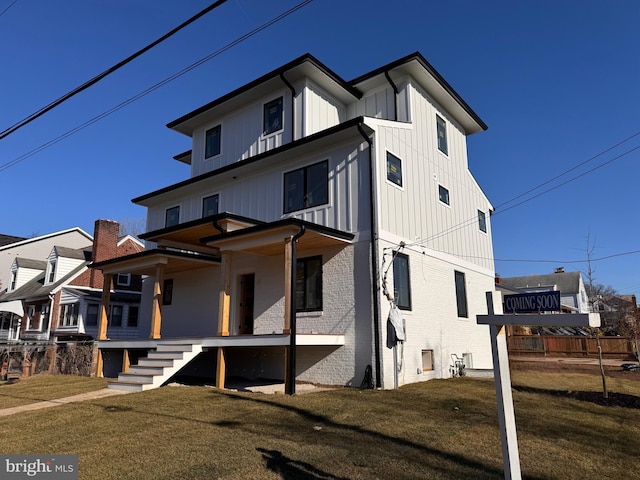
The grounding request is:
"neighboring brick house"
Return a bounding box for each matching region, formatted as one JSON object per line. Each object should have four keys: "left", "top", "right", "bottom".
{"left": 0, "top": 220, "right": 144, "bottom": 342}
{"left": 92, "top": 52, "right": 498, "bottom": 392}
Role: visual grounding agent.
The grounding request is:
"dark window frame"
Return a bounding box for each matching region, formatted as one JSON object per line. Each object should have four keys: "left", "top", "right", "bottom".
{"left": 165, "top": 206, "right": 180, "bottom": 227}
{"left": 202, "top": 194, "right": 219, "bottom": 218}
{"left": 455, "top": 270, "right": 468, "bottom": 318}
{"left": 437, "top": 114, "right": 448, "bottom": 155}
{"left": 439, "top": 185, "right": 450, "bottom": 205}
{"left": 86, "top": 304, "right": 99, "bottom": 327}
{"left": 393, "top": 252, "right": 412, "bottom": 310}
{"left": 263, "top": 96, "right": 284, "bottom": 135}
{"left": 283, "top": 160, "right": 329, "bottom": 213}
{"left": 478, "top": 210, "right": 487, "bottom": 233}
{"left": 386, "top": 151, "right": 403, "bottom": 187}
{"left": 116, "top": 273, "right": 131, "bottom": 287}
{"left": 296, "top": 256, "right": 323, "bottom": 312}
{"left": 205, "top": 124, "right": 222, "bottom": 158}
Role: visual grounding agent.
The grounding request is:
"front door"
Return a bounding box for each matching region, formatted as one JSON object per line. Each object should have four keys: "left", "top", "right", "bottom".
{"left": 239, "top": 274, "right": 255, "bottom": 335}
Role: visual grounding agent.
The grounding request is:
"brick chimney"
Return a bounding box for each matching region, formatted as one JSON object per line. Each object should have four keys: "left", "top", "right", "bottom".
{"left": 89, "top": 219, "right": 120, "bottom": 288}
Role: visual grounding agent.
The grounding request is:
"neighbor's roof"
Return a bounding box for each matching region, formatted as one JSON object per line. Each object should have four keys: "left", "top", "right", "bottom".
{"left": 54, "top": 246, "right": 92, "bottom": 261}
{"left": 0, "top": 234, "right": 26, "bottom": 247}
{"left": 500, "top": 271, "right": 583, "bottom": 294}
{"left": 14, "top": 258, "right": 47, "bottom": 270}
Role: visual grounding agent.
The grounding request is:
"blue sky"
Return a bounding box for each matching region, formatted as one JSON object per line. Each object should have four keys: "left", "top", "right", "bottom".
{"left": 1, "top": 0, "right": 639, "bottom": 296}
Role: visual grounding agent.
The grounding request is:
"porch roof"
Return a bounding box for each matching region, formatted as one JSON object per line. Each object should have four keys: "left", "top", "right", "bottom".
{"left": 91, "top": 249, "right": 220, "bottom": 276}
{"left": 200, "top": 218, "right": 355, "bottom": 256}
{"left": 139, "top": 212, "right": 264, "bottom": 251}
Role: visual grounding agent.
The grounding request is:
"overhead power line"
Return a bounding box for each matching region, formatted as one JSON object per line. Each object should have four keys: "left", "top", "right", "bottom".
{"left": 0, "top": 0, "right": 229, "bottom": 141}
{"left": 0, "top": 0, "right": 18, "bottom": 18}
{"left": 0, "top": 0, "right": 314, "bottom": 173}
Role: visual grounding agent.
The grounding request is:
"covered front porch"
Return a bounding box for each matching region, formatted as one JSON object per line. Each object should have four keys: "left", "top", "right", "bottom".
{"left": 91, "top": 213, "right": 354, "bottom": 393}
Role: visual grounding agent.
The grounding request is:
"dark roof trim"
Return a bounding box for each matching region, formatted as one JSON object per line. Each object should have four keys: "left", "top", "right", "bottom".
{"left": 138, "top": 212, "right": 265, "bottom": 240}
{"left": 350, "top": 52, "right": 487, "bottom": 132}
{"left": 173, "top": 150, "right": 191, "bottom": 161}
{"left": 133, "top": 116, "right": 367, "bottom": 204}
{"left": 200, "top": 218, "right": 355, "bottom": 244}
{"left": 167, "top": 53, "right": 362, "bottom": 130}
{"left": 91, "top": 248, "right": 220, "bottom": 270}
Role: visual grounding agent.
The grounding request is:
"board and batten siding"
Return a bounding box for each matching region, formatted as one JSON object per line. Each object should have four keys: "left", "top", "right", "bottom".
{"left": 190, "top": 89, "right": 293, "bottom": 177}
{"left": 302, "top": 79, "right": 346, "bottom": 136}
{"left": 370, "top": 80, "right": 493, "bottom": 272}
{"left": 145, "top": 139, "right": 371, "bottom": 236}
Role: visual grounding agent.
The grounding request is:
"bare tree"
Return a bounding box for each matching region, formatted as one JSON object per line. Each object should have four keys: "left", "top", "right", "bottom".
{"left": 584, "top": 233, "right": 608, "bottom": 399}
{"left": 118, "top": 218, "right": 146, "bottom": 239}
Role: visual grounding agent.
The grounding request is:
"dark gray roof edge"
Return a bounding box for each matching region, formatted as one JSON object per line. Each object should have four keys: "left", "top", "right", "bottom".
{"left": 90, "top": 248, "right": 220, "bottom": 270}
{"left": 133, "top": 116, "right": 367, "bottom": 204}
{"left": 350, "top": 52, "right": 487, "bottom": 132}
{"left": 200, "top": 217, "right": 355, "bottom": 244}
{"left": 173, "top": 150, "right": 191, "bottom": 161}
{"left": 138, "top": 212, "right": 266, "bottom": 240}
{"left": 166, "top": 53, "right": 362, "bottom": 130}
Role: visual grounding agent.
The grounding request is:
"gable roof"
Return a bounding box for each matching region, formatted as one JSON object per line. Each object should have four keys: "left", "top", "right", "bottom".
{"left": 54, "top": 246, "right": 92, "bottom": 261}
{"left": 0, "top": 227, "right": 92, "bottom": 251}
{"left": 500, "top": 271, "right": 583, "bottom": 295}
{"left": 14, "top": 258, "right": 47, "bottom": 270}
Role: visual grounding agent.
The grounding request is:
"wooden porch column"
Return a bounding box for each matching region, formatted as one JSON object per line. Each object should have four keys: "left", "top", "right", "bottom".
{"left": 149, "top": 265, "right": 164, "bottom": 339}
{"left": 94, "top": 273, "right": 112, "bottom": 377}
{"left": 216, "top": 252, "right": 232, "bottom": 390}
{"left": 283, "top": 237, "right": 293, "bottom": 334}
{"left": 122, "top": 349, "right": 130, "bottom": 373}
{"left": 217, "top": 252, "right": 232, "bottom": 336}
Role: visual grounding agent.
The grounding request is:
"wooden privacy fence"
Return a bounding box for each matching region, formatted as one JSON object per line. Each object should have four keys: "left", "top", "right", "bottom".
{"left": 508, "top": 335, "right": 636, "bottom": 359}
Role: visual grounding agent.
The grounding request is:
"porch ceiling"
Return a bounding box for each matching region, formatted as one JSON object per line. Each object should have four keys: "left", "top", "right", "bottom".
{"left": 92, "top": 249, "right": 220, "bottom": 276}
{"left": 201, "top": 219, "right": 354, "bottom": 256}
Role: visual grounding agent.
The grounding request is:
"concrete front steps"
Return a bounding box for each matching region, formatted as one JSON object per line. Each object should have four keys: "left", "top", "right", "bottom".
{"left": 108, "top": 340, "right": 203, "bottom": 393}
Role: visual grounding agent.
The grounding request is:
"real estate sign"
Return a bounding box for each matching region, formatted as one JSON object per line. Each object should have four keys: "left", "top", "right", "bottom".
{"left": 503, "top": 291, "right": 561, "bottom": 314}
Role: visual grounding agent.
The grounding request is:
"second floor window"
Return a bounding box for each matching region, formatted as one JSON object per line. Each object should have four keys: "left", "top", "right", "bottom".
{"left": 386, "top": 152, "right": 403, "bottom": 187}
{"left": 9, "top": 271, "right": 16, "bottom": 291}
{"left": 478, "top": 210, "right": 487, "bottom": 233}
{"left": 116, "top": 273, "right": 131, "bottom": 287}
{"left": 48, "top": 260, "right": 57, "bottom": 284}
{"left": 202, "top": 194, "right": 219, "bottom": 217}
{"left": 165, "top": 206, "right": 180, "bottom": 227}
{"left": 86, "top": 304, "right": 99, "bottom": 326}
{"left": 439, "top": 185, "right": 450, "bottom": 205}
{"left": 205, "top": 124, "right": 221, "bottom": 158}
{"left": 284, "top": 160, "right": 328, "bottom": 213}
{"left": 264, "top": 97, "right": 283, "bottom": 135}
{"left": 60, "top": 303, "right": 78, "bottom": 327}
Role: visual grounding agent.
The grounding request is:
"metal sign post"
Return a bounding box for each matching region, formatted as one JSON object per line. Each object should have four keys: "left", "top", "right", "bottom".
{"left": 477, "top": 291, "right": 600, "bottom": 480}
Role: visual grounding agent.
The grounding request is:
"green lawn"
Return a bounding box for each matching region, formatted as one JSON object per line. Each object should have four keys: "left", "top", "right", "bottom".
{"left": 0, "top": 371, "right": 638, "bottom": 479}
{"left": 0, "top": 375, "right": 108, "bottom": 408}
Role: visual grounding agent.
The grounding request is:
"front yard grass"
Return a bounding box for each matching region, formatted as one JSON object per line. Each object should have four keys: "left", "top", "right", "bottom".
{"left": 0, "top": 375, "right": 108, "bottom": 408}
{"left": 0, "top": 369, "right": 638, "bottom": 479}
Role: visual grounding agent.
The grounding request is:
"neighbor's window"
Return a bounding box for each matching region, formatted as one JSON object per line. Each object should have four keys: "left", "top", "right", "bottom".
{"left": 284, "top": 160, "right": 328, "bottom": 213}
{"left": 86, "top": 304, "right": 99, "bottom": 326}
{"left": 165, "top": 206, "right": 180, "bottom": 227}
{"left": 263, "top": 97, "right": 283, "bottom": 135}
{"left": 386, "top": 152, "right": 403, "bottom": 187}
{"left": 9, "top": 270, "right": 16, "bottom": 291}
{"left": 439, "top": 185, "right": 450, "bottom": 205}
{"left": 437, "top": 115, "right": 448, "bottom": 155}
{"left": 393, "top": 252, "right": 412, "bottom": 310}
{"left": 422, "top": 350, "right": 434, "bottom": 371}
{"left": 454, "top": 270, "right": 468, "bottom": 318}
{"left": 205, "top": 124, "right": 221, "bottom": 158}
{"left": 40, "top": 305, "right": 50, "bottom": 331}
{"left": 128, "top": 306, "right": 139, "bottom": 327}
{"left": 60, "top": 303, "right": 79, "bottom": 327}
{"left": 116, "top": 273, "right": 131, "bottom": 287}
{"left": 478, "top": 210, "right": 487, "bottom": 233}
{"left": 27, "top": 305, "right": 37, "bottom": 330}
{"left": 296, "top": 256, "right": 322, "bottom": 311}
{"left": 163, "top": 279, "right": 174, "bottom": 306}
{"left": 108, "top": 305, "right": 123, "bottom": 327}
{"left": 202, "top": 194, "right": 219, "bottom": 217}
{"left": 48, "top": 260, "right": 57, "bottom": 283}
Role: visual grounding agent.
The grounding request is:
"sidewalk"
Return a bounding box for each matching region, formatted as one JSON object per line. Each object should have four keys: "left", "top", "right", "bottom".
{"left": 0, "top": 388, "right": 128, "bottom": 418}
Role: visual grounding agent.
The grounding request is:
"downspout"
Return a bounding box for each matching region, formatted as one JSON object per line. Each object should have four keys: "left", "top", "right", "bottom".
{"left": 357, "top": 123, "right": 382, "bottom": 389}
{"left": 384, "top": 70, "right": 399, "bottom": 121}
{"left": 280, "top": 72, "right": 296, "bottom": 141}
{"left": 285, "top": 225, "right": 306, "bottom": 395}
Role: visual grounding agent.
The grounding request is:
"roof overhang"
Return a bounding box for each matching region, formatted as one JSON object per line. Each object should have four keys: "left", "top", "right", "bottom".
{"left": 139, "top": 213, "right": 263, "bottom": 252}
{"left": 167, "top": 54, "right": 362, "bottom": 136}
{"left": 351, "top": 53, "right": 487, "bottom": 135}
{"left": 91, "top": 249, "right": 220, "bottom": 276}
{"left": 201, "top": 219, "right": 354, "bottom": 256}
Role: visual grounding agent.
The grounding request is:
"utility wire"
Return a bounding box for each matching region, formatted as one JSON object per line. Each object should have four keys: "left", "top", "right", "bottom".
{"left": 0, "top": 0, "right": 313, "bottom": 173}
{"left": 0, "top": 0, "right": 18, "bottom": 18}
{"left": 0, "top": 0, "right": 229, "bottom": 141}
